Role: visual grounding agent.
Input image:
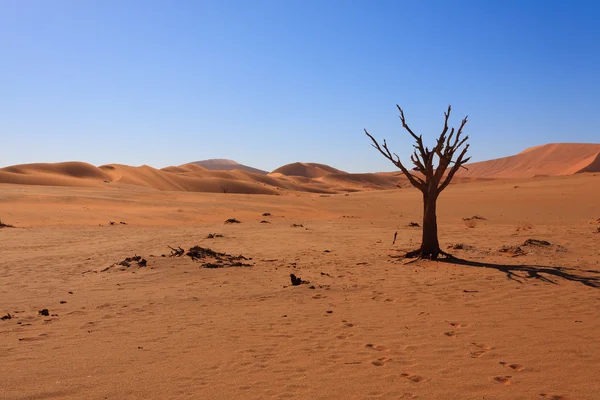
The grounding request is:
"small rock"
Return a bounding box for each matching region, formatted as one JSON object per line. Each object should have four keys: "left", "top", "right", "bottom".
{"left": 39, "top": 309, "right": 50, "bottom": 316}
{"left": 290, "top": 274, "right": 309, "bottom": 286}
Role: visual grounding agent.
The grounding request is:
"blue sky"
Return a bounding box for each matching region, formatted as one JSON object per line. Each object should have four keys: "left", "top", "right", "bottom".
{"left": 2, "top": 0, "right": 599, "bottom": 172}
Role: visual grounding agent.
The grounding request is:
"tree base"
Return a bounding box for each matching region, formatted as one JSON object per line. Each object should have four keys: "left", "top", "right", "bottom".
{"left": 404, "top": 248, "right": 454, "bottom": 261}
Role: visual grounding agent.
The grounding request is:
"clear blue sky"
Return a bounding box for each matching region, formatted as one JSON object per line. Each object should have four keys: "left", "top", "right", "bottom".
{"left": 2, "top": 0, "right": 599, "bottom": 172}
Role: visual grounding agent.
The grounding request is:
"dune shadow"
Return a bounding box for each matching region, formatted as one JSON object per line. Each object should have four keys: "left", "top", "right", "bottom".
{"left": 439, "top": 257, "right": 600, "bottom": 288}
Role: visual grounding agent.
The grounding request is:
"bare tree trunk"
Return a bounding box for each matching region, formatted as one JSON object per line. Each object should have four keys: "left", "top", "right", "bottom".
{"left": 420, "top": 192, "right": 440, "bottom": 259}
{"left": 365, "top": 105, "right": 470, "bottom": 260}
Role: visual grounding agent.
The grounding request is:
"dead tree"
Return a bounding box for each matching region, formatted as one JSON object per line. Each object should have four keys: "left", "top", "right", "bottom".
{"left": 365, "top": 105, "right": 470, "bottom": 260}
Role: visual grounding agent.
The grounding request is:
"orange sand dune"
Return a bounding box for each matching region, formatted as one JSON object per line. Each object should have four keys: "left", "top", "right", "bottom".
{"left": 0, "top": 161, "right": 396, "bottom": 195}
{"left": 2, "top": 143, "right": 598, "bottom": 194}
{"left": 462, "top": 143, "right": 600, "bottom": 178}
{"left": 188, "top": 159, "right": 268, "bottom": 175}
{"left": 319, "top": 172, "right": 406, "bottom": 191}
{"left": 0, "top": 162, "right": 111, "bottom": 188}
{"left": 0, "top": 162, "right": 280, "bottom": 194}
{"left": 270, "top": 162, "right": 347, "bottom": 178}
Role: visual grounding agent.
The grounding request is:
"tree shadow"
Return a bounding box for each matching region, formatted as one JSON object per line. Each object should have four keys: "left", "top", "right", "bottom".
{"left": 439, "top": 257, "right": 600, "bottom": 288}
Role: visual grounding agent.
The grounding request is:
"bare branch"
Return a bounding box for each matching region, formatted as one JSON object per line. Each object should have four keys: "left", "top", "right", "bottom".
{"left": 396, "top": 105, "right": 419, "bottom": 141}
{"left": 438, "top": 144, "right": 470, "bottom": 192}
{"left": 364, "top": 129, "right": 426, "bottom": 189}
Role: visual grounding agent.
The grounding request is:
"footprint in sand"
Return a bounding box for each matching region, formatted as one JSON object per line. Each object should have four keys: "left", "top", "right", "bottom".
{"left": 341, "top": 320, "right": 355, "bottom": 328}
{"left": 494, "top": 376, "right": 512, "bottom": 385}
{"left": 365, "top": 344, "right": 390, "bottom": 352}
{"left": 470, "top": 342, "right": 493, "bottom": 358}
{"left": 539, "top": 394, "right": 566, "bottom": 400}
{"left": 18, "top": 333, "right": 48, "bottom": 342}
{"left": 401, "top": 372, "right": 424, "bottom": 383}
{"left": 372, "top": 357, "right": 391, "bottom": 366}
{"left": 499, "top": 361, "right": 525, "bottom": 371}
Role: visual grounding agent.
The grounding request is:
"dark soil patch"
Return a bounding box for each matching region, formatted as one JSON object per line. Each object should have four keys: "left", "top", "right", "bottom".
{"left": 499, "top": 239, "right": 567, "bottom": 257}
{"left": 101, "top": 255, "right": 148, "bottom": 272}
{"left": 498, "top": 245, "right": 526, "bottom": 257}
{"left": 0, "top": 219, "right": 15, "bottom": 228}
{"left": 522, "top": 239, "right": 567, "bottom": 252}
{"left": 522, "top": 239, "right": 551, "bottom": 247}
{"left": 462, "top": 215, "right": 487, "bottom": 221}
{"left": 448, "top": 243, "right": 475, "bottom": 251}
{"left": 185, "top": 246, "right": 252, "bottom": 268}
{"left": 290, "top": 274, "right": 309, "bottom": 286}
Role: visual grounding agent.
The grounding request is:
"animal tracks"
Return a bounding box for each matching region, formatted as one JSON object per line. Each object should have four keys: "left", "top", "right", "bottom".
{"left": 371, "top": 357, "right": 390, "bottom": 366}
{"left": 365, "top": 343, "right": 390, "bottom": 352}
{"left": 500, "top": 361, "right": 525, "bottom": 371}
{"left": 443, "top": 322, "right": 468, "bottom": 338}
{"left": 493, "top": 375, "right": 512, "bottom": 385}
{"left": 341, "top": 320, "right": 355, "bottom": 328}
{"left": 470, "top": 342, "right": 493, "bottom": 358}
{"left": 400, "top": 372, "right": 424, "bottom": 383}
{"left": 539, "top": 394, "right": 566, "bottom": 400}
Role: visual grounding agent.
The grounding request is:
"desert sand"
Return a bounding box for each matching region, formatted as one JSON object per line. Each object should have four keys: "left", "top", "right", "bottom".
{"left": 1, "top": 144, "right": 600, "bottom": 399}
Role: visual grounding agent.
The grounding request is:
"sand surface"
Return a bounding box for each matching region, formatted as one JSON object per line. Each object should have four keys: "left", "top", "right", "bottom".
{"left": 1, "top": 173, "right": 600, "bottom": 400}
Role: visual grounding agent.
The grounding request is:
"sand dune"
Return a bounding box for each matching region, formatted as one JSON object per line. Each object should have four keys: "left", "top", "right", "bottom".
{"left": 1, "top": 143, "right": 598, "bottom": 194}
{"left": 0, "top": 162, "right": 111, "bottom": 188}
{"left": 0, "top": 161, "right": 392, "bottom": 195}
{"left": 270, "top": 162, "right": 347, "bottom": 178}
{"left": 189, "top": 159, "right": 268, "bottom": 175}
{"left": 462, "top": 143, "right": 600, "bottom": 178}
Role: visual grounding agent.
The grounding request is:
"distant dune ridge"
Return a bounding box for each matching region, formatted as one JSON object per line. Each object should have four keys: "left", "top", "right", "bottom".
{"left": 270, "top": 162, "right": 346, "bottom": 178}
{"left": 188, "top": 159, "right": 268, "bottom": 175}
{"left": 460, "top": 143, "right": 600, "bottom": 178}
{"left": 0, "top": 143, "right": 598, "bottom": 194}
